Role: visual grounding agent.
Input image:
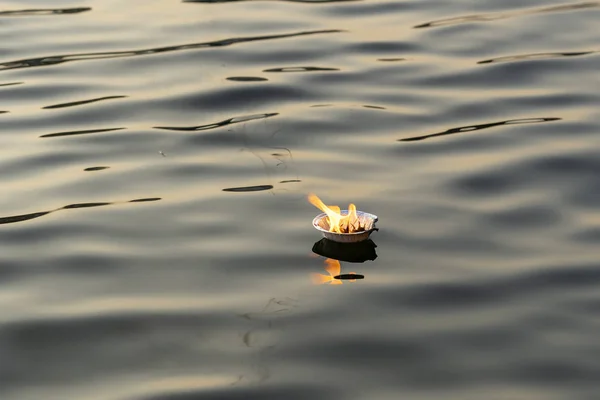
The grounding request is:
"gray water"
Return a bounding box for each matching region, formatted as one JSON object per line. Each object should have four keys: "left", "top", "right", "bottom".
{"left": 1, "top": 1, "right": 599, "bottom": 399}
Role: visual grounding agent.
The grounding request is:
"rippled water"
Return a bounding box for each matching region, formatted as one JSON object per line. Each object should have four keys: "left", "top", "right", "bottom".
{"left": 1, "top": 1, "right": 599, "bottom": 399}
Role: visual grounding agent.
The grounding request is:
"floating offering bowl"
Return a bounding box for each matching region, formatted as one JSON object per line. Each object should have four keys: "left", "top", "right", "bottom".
{"left": 312, "top": 210, "right": 378, "bottom": 243}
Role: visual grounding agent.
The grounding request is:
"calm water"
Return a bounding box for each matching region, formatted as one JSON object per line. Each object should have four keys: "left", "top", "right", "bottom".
{"left": 1, "top": 1, "right": 599, "bottom": 399}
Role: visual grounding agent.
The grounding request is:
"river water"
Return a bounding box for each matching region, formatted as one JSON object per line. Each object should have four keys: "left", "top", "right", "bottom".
{"left": 1, "top": 1, "right": 599, "bottom": 399}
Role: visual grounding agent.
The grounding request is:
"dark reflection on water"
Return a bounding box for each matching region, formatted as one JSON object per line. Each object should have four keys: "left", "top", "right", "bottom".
{"left": 223, "top": 185, "right": 274, "bottom": 192}
{"left": 226, "top": 76, "right": 269, "bottom": 82}
{"left": 478, "top": 51, "right": 597, "bottom": 64}
{"left": 0, "top": 198, "right": 161, "bottom": 225}
{"left": 40, "top": 127, "right": 125, "bottom": 138}
{"left": 362, "top": 104, "right": 386, "bottom": 110}
{"left": 42, "top": 95, "right": 127, "bottom": 110}
{"left": 185, "top": 0, "right": 358, "bottom": 3}
{"left": 155, "top": 113, "right": 278, "bottom": 132}
{"left": 312, "top": 238, "right": 378, "bottom": 263}
{"left": 0, "top": 29, "right": 342, "bottom": 72}
{"left": 333, "top": 273, "right": 364, "bottom": 280}
{"left": 399, "top": 117, "right": 561, "bottom": 142}
{"left": 414, "top": 1, "right": 600, "bottom": 28}
{"left": 0, "top": 82, "right": 23, "bottom": 87}
{"left": 84, "top": 166, "right": 110, "bottom": 172}
{"left": 263, "top": 66, "right": 340, "bottom": 73}
{"left": 0, "top": 7, "right": 91, "bottom": 16}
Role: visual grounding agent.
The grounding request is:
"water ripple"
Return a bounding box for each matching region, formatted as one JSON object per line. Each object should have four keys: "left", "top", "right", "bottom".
{"left": 40, "top": 127, "right": 125, "bottom": 138}
{"left": 131, "top": 385, "right": 335, "bottom": 400}
{"left": 398, "top": 117, "right": 561, "bottom": 142}
{"left": 226, "top": 76, "right": 268, "bottom": 82}
{"left": 42, "top": 95, "right": 127, "bottom": 110}
{"left": 478, "top": 51, "right": 598, "bottom": 64}
{"left": 369, "top": 263, "right": 600, "bottom": 311}
{"left": 263, "top": 66, "right": 340, "bottom": 72}
{"left": 185, "top": 0, "right": 358, "bottom": 3}
{"left": 414, "top": 1, "right": 600, "bottom": 28}
{"left": 1, "top": 1, "right": 598, "bottom": 399}
{"left": 0, "top": 7, "right": 91, "bottom": 17}
{"left": 377, "top": 58, "right": 406, "bottom": 62}
{"left": 222, "top": 185, "right": 274, "bottom": 192}
{"left": 84, "top": 166, "right": 110, "bottom": 172}
{"left": 0, "top": 29, "right": 342, "bottom": 72}
{"left": 155, "top": 113, "right": 278, "bottom": 132}
{"left": 0, "top": 198, "right": 161, "bottom": 225}
{"left": 0, "top": 82, "right": 23, "bottom": 87}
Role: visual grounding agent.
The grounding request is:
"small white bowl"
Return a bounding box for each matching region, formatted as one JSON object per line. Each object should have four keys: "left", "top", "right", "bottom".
{"left": 312, "top": 210, "right": 378, "bottom": 243}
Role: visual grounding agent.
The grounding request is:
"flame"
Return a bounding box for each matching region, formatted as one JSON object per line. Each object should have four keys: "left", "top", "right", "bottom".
{"left": 308, "top": 194, "right": 364, "bottom": 234}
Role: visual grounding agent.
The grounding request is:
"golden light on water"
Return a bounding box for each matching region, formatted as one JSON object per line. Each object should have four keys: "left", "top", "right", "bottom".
{"left": 311, "top": 258, "right": 343, "bottom": 285}
{"left": 311, "top": 259, "right": 362, "bottom": 285}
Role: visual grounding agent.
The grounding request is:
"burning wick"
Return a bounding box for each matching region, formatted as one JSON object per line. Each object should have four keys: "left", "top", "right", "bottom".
{"left": 308, "top": 194, "right": 367, "bottom": 234}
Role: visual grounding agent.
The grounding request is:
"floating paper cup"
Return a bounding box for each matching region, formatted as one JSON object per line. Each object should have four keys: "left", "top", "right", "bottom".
{"left": 312, "top": 210, "right": 378, "bottom": 243}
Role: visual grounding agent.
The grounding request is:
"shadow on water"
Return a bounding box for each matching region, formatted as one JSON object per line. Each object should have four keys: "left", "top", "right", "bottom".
{"left": 398, "top": 117, "right": 561, "bottom": 142}
{"left": 0, "top": 198, "right": 161, "bottom": 225}
{"left": 414, "top": 2, "right": 600, "bottom": 29}
{"left": 0, "top": 7, "right": 91, "bottom": 16}
{"left": 0, "top": 29, "right": 342, "bottom": 72}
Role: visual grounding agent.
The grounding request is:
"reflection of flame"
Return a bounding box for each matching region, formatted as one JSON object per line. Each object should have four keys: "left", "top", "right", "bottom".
{"left": 311, "top": 259, "right": 362, "bottom": 285}
{"left": 308, "top": 194, "right": 364, "bottom": 233}
{"left": 311, "top": 259, "right": 342, "bottom": 285}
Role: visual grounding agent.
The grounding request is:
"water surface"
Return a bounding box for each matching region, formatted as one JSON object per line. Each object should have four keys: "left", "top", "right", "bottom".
{"left": 1, "top": 1, "right": 599, "bottom": 399}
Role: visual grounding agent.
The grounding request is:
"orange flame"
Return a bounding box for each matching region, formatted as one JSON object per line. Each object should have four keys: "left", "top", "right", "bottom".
{"left": 308, "top": 194, "right": 364, "bottom": 234}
